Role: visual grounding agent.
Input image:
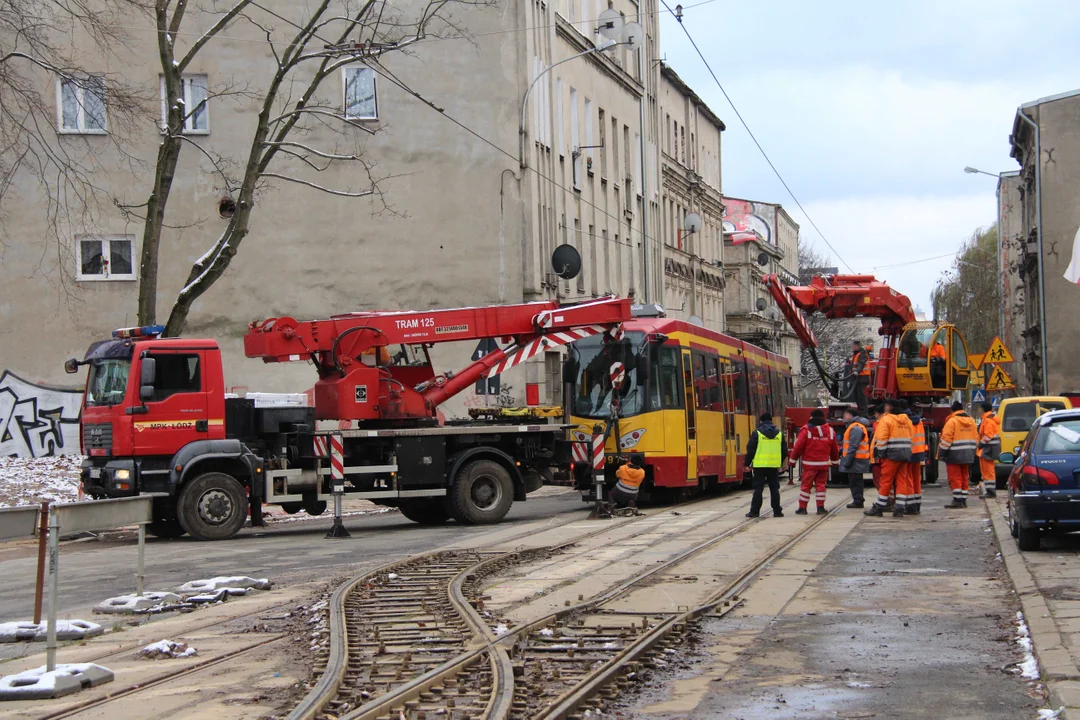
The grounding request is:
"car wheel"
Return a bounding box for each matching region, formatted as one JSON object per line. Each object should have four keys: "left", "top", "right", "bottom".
{"left": 448, "top": 459, "right": 514, "bottom": 525}
{"left": 1017, "top": 523, "right": 1041, "bottom": 552}
{"left": 1009, "top": 503, "right": 1019, "bottom": 538}
{"left": 398, "top": 499, "right": 450, "bottom": 525}
{"left": 177, "top": 472, "right": 249, "bottom": 541}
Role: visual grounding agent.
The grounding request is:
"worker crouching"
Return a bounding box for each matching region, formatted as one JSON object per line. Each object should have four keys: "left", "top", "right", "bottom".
{"left": 865, "top": 398, "right": 914, "bottom": 518}
{"left": 790, "top": 408, "right": 839, "bottom": 515}
{"left": 612, "top": 459, "right": 645, "bottom": 510}
{"left": 938, "top": 401, "right": 978, "bottom": 508}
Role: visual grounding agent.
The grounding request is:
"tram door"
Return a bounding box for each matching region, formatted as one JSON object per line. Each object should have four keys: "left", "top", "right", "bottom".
{"left": 720, "top": 358, "right": 738, "bottom": 478}
{"left": 681, "top": 349, "right": 698, "bottom": 482}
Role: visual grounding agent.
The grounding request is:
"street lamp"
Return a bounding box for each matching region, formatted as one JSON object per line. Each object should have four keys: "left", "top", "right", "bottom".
{"left": 964, "top": 166, "right": 1000, "bottom": 178}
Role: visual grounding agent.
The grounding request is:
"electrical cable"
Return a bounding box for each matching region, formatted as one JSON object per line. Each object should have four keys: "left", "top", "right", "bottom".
{"left": 659, "top": 0, "right": 854, "bottom": 274}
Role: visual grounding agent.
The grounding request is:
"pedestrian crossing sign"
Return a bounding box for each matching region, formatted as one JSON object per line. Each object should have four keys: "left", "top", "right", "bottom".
{"left": 985, "top": 336, "right": 1014, "bottom": 364}
{"left": 986, "top": 365, "right": 1016, "bottom": 391}
{"left": 972, "top": 389, "right": 987, "bottom": 403}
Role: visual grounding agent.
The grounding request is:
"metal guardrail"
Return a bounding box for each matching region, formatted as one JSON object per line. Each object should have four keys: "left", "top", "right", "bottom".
{"left": 0, "top": 506, "right": 40, "bottom": 541}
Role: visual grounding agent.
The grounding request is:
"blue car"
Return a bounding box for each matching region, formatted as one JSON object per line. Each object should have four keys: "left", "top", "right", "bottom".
{"left": 1006, "top": 409, "right": 1080, "bottom": 551}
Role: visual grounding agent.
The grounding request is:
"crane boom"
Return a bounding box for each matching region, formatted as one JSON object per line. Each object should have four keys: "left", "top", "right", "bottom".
{"left": 244, "top": 296, "right": 632, "bottom": 422}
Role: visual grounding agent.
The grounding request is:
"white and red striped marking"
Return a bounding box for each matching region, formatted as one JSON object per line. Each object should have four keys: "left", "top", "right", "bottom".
{"left": 313, "top": 435, "right": 329, "bottom": 457}
{"left": 485, "top": 325, "right": 609, "bottom": 378}
{"left": 609, "top": 362, "right": 626, "bottom": 389}
{"left": 330, "top": 434, "right": 344, "bottom": 481}
{"left": 592, "top": 430, "right": 605, "bottom": 473}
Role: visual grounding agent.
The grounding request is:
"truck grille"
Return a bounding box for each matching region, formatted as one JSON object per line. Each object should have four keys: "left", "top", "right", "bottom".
{"left": 83, "top": 423, "right": 113, "bottom": 453}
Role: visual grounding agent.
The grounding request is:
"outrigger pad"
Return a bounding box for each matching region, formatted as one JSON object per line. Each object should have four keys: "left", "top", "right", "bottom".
{"left": 0, "top": 663, "right": 114, "bottom": 700}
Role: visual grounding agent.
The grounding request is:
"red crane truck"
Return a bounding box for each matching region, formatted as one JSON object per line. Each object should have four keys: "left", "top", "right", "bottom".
{"left": 67, "top": 296, "right": 631, "bottom": 540}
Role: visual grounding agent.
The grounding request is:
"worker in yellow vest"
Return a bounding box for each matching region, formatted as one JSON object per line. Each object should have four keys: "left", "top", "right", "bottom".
{"left": 839, "top": 407, "right": 871, "bottom": 509}
{"left": 745, "top": 412, "right": 787, "bottom": 518}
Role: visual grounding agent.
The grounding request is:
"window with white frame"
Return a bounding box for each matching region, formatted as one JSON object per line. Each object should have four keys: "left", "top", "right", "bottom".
{"left": 160, "top": 75, "right": 209, "bottom": 134}
{"left": 76, "top": 235, "right": 136, "bottom": 281}
{"left": 58, "top": 76, "right": 107, "bottom": 133}
{"left": 343, "top": 67, "right": 378, "bottom": 120}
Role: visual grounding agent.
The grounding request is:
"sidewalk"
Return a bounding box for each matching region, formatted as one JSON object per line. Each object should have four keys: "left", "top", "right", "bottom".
{"left": 988, "top": 496, "right": 1080, "bottom": 717}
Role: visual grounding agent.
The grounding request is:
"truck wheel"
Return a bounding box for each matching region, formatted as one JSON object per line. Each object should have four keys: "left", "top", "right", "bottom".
{"left": 448, "top": 460, "right": 513, "bottom": 525}
{"left": 177, "top": 472, "right": 249, "bottom": 541}
{"left": 148, "top": 500, "right": 186, "bottom": 539}
{"left": 398, "top": 500, "right": 449, "bottom": 525}
{"left": 1017, "top": 523, "right": 1041, "bottom": 552}
{"left": 303, "top": 496, "right": 327, "bottom": 516}
{"left": 280, "top": 502, "right": 303, "bottom": 515}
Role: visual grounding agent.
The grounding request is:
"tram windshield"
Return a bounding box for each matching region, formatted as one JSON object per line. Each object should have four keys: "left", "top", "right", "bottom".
{"left": 570, "top": 333, "right": 647, "bottom": 419}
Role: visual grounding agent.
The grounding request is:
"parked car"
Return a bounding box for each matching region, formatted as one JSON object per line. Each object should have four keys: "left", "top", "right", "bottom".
{"left": 995, "top": 396, "right": 1072, "bottom": 489}
{"left": 1005, "top": 408, "right": 1080, "bottom": 551}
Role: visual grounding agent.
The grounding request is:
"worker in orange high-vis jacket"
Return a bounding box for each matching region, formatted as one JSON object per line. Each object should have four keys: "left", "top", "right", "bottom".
{"left": 839, "top": 407, "right": 872, "bottom": 509}
{"left": 870, "top": 404, "right": 885, "bottom": 493}
{"left": 903, "top": 401, "right": 928, "bottom": 515}
{"left": 865, "top": 398, "right": 914, "bottom": 518}
{"left": 848, "top": 340, "right": 872, "bottom": 413}
{"left": 977, "top": 402, "right": 1001, "bottom": 498}
{"left": 790, "top": 408, "right": 840, "bottom": 515}
{"left": 938, "top": 401, "right": 978, "bottom": 508}
{"left": 612, "top": 459, "right": 645, "bottom": 509}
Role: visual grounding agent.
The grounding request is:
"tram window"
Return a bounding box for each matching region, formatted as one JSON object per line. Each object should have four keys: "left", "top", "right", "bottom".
{"left": 692, "top": 351, "right": 707, "bottom": 409}
{"left": 707, "top": 356, "right": 722, "bottom": 410}
{"left": 652, "top": 346, "right": 682, "bottom": 409}
{"left": 731, "top": 358, "right": 748, "bottom": 412}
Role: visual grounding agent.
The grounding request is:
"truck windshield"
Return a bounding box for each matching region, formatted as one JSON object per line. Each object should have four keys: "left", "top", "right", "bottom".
{"left": 86, "top": 359, "right": 130, "bottom": 406}
{"left": 571, "top": 333, "right": 645, "bottom": 419}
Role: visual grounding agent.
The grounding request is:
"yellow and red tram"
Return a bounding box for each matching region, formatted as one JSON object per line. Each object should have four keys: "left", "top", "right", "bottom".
{"left": 568, "top": 317, "right": 794, "bottom": 493}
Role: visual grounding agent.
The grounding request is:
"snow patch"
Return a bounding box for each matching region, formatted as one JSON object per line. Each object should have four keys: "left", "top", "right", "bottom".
{"left": 0, "top": 456, "right": 82, "bottom": 508}
{"left": 177, "top": 576, "right": 271, "bottom": 594}
{"left": 493, "top": 624, "right": 510, "bottom": 636}
{"left": 0, "top": 619, "right": 102, "bottom": 643}
{"left": 1015, "top": 610, "right": 1040, "bottom": 680}
{"left": 137, "top": 639, "right": 196, "bottom": 659}
{"left": 94, "top": 592, "right": 182, "bottom": 614}
{"left": 386, "top": 573, "right": 399, "bottom": 581}
{"left": 846, "top": 681, "right": 873, "bottom": 689}
{"left": 1038, "top": 708, "right": 1065, "bottom": 719}
{"left": 539, "top": 628, "right": 554, "bottom": 637}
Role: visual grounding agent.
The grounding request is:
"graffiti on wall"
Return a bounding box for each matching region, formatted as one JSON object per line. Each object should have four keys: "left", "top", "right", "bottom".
{"left": 0, "top": 371, "right": 83, "bottom": 458}
{"left": 722, "top": 198, "right": 774, "bottom": 247}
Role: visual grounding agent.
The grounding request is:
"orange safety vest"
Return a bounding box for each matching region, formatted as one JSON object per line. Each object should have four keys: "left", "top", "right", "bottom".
{"left": 870, "top": 419, "right": 880, "bottom": 464}
{"left": 843, "top": 421, "right": 871, "bottom": 459}
{"left": 615, "top": 464, "right": 645, "bottom": 494}
{"left": 939, "top": 410, "right": 978, "bottom": 464}
{"left": 911, "top": 419, "right": 928, "bottom": 462}
{"left": 875, "top": 412, "right": 914, "bottom": 461}
{"left": 930, "top": 344, "right": 946, "bottom": 360}
{"left": 851, "top": 350, "right": 871, "bottom": 377}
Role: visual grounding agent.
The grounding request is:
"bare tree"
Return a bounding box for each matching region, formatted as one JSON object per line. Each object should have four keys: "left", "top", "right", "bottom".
{"left": 132, "top": 0, "right": 489, "bottom": 336}
{"left": 0, "top": 0, "right": 150, "bottom": 270}
{"left": 931, "top": 224, "right": 999, "bottom": 352}
{"left": 796, "top": 243, "right": 863, "bottom": 403}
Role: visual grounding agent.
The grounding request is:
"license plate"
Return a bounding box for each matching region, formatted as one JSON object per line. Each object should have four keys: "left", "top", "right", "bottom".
{"left": 89, "top": 468, "right": 101, "bottom": 479}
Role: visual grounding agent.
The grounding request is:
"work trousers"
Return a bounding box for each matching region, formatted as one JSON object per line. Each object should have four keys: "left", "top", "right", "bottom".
{"left": 902, "top": 462, "right": 923, "bottom": 506}
{"left": 848, "top": 472, "right": 865, "bottom": 504}
{"left": 749, "top": 468, "right": 782, "bottom": 516}
{"left": 871, "top": 463, "right": 882, "bottom": 490}
{"left": 611, "top": 486, "right": 638, "bottom": 508}
{"left": 874, "top": 459, "right": 913, "bottom": 510}
{"left": 946, "top": 463, "right": 969, "bottom": 501}
{"left": 799, "top": 467, "right": 829, "bottom": 509}
{"left": 979, "top": 456, "right": 996, "bottom": 493}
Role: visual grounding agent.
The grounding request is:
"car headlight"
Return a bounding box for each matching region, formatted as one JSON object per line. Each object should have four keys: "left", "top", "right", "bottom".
{"left": 620, "top": 429, "right": 646, "bottom": 450}
{"left": 114, "top": 469, "right": 131, "bottom": 480}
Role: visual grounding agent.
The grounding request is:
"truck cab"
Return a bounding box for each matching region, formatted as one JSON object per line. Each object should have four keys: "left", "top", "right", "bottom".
{"left": 74, "top": 326, "right": 272, "bottom": 540}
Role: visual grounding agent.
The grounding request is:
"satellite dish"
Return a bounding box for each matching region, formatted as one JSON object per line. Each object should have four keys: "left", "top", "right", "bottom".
{"left": 755, "top": 298, "right": 768, "bottom": 312}
{"left": 688, "top": 315, "right": 704, "bottom": 327}
{"left": 621, "top": 22, "right": 644, "bottom": 51}
{"left": 684, "top": 212, "right": 702, "bottom": 234}
{"left": 552, "top": 244, "right": 582, "bottom": 280}
{"left": 597, "top": 9, "right": 623, "bottom": 40}
{"left": 757, "top": 252, "right": 769, "bottom": 266}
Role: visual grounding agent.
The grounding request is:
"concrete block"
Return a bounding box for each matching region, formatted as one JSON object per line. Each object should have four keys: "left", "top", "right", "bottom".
{"left": 0, "top": 620, "right": 103, "bottom": 643}
{"left": 94, "top": 592, "right": 181, "bottom": 614}
{"left": 0, "top": 663, "right": 113, "bottom": 700}
{"left": 177, "top": 576, "right": 271, "bottom": 594}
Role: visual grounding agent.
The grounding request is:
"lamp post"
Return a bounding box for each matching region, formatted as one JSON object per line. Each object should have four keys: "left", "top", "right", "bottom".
{"left": 962, "top": 165, "right": 1008, "bottom": 340}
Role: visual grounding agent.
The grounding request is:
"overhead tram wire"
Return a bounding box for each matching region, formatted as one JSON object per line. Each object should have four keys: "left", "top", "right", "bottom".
{"left": 658, "top": 0, "right": 855, "bottom": 274}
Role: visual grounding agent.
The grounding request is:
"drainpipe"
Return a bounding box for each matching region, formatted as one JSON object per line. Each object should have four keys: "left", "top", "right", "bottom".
{"left": 637, "top": 35, "right": 650, "bottom": 302}
{"left": 1017, "top": 108, "right": 1049, "bottom": 393}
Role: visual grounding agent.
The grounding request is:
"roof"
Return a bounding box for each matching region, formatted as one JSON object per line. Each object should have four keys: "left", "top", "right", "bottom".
{"left": 659, "top": 62, "right": 726, "bottom": 131}
{"left": 1010, "top": 88, "right": 1080, "bottom": 162}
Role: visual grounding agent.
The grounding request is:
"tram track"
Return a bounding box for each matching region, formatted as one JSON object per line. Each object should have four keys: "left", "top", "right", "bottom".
{"left": 291, "top": 488, "right": 823, "bottom": 720}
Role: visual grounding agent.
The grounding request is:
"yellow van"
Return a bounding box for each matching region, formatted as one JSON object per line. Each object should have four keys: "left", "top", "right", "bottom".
{"left": 995, "top": 395, "right": 1073, "bottom": 487}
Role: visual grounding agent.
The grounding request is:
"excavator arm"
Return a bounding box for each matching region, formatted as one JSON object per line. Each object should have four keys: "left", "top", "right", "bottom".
{"left": 244, "top": 296, "right": 632, "bottom": 422}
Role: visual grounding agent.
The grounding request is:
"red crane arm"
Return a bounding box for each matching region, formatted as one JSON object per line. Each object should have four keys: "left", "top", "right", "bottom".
{"left": 765, "top": 273, "right": 915, "bottom": 335}
{"left": 243, "top": 296, "right": 632, "bottom": 422}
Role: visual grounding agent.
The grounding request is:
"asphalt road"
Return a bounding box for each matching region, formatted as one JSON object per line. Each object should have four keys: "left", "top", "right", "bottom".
{"left": 0, "top": 492, "right": 587, "bottom": 622}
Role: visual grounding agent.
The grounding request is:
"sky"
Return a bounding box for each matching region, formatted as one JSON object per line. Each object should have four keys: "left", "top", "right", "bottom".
{"left": 658, "top": 0, "right": 1080, "bottom": 312}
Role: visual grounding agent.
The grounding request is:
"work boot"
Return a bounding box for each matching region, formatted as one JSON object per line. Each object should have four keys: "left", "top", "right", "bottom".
{"left": 745, "top": 512, "right": 759, "bottom": 518}
{"left": 847, "top": 501, "right": 865, "bottom": 509}
{"left": 905, "top": 504, "right": 921, "bottom": 515}
{"left": 944, "top": 499, "right": 967, "bottom": 509}
{"left": 983, "top": 488, "right": 997, "bottom": 499}
{"left": 817, "top": 506, "right": 828, "bottom": 515}
{"left": 864, "top": 505, "right": 884, "bottom": 517}
{"left": 773, "top": 509, "right": 784, "bottom": 518}
{"left": 795, "top": 507, "right": 808, "bottom": 515}
{"left": 892, "top": 506, "right": 906, "bottom": 518}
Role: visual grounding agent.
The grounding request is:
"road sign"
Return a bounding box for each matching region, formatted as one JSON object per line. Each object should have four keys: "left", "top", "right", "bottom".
{"left": 969, "top": 353, "right": 985, "bottom": 371}
{"left": 985, "top": 336, "right": 1014, "bottom": 364}
{"left": 970, "top": 368, "right": 985, "bottom": 386}
{"left": 972, "top": 389, "right": 987, "bottom": 403}
{"left": 986, "top": 365, "right": 1016, "bottom": 391}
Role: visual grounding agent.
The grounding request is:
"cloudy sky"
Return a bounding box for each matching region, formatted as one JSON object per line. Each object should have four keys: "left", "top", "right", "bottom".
{"left": 658, "top": 0, "right": 1079, "bottom": 312}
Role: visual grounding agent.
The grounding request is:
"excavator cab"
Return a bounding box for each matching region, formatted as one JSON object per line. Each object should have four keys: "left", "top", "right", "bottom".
{"left": 896, "top": 322, "right": 970, "bottom": 394}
